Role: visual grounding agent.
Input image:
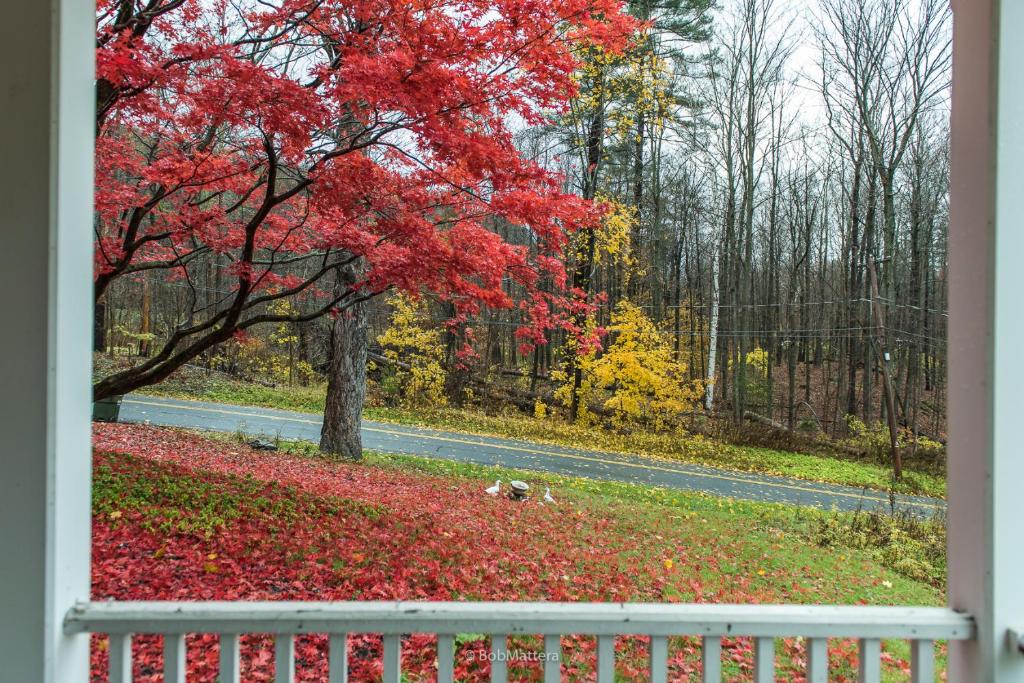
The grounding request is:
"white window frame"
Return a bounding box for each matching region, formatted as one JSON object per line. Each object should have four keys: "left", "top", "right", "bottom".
{"left": 1, "top": 0, "right": 1023, "bottom": 680}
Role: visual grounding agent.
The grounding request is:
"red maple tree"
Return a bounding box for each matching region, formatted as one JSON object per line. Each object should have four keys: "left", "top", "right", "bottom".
{"left": 92, "top": 0, "right": 636, "bottom": 400}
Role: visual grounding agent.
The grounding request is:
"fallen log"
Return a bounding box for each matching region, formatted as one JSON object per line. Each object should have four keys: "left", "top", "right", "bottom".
{"left": 743, "top": 410, "right": 865, "bottom": 457}
{"left": 367, "top": 350, "right": 616, "bottom": 417}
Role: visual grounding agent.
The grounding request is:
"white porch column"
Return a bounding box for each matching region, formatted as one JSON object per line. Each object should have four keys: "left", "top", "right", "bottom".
{"left": 948, "top": 1, "right": 1024, "bottom": 681}
{"left": 0, "top": 0, "right": 94, "bottom": 681}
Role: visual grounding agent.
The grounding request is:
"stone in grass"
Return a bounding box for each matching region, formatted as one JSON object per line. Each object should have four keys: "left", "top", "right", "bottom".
{"left": 509, "top": 480, "right": 530, "bottom": 501}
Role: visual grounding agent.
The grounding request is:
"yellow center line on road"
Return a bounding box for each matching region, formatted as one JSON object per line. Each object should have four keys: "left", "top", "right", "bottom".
{"left": 121, "top": 397, "right": 943, "bottom": 511}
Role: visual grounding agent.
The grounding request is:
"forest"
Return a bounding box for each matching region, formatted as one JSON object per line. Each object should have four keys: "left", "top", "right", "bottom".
{"left": 93, "top": 0, "right": 952, "bottom": 479}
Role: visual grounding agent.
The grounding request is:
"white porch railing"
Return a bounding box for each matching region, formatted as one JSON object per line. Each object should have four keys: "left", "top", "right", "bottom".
{"left": 65, "top": 601, "right": 973, "bottom": 683}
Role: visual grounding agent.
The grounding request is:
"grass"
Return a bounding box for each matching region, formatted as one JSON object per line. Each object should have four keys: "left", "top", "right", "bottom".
{"left": 94, "top": 423, "right": 948, "bottom": 681}
{"left": 129, "top": 363, "right": 945, "bottom": 498}
{"left": 373, "top": 450, "right": 945, "bottom": 680}
{"left": 272, "top": 436, "right": 951, "bottom": 679}
{"left": 93, "top": 455, "right": 386, "bottom": 539}
{"left": 264, "top": 432, "right": 948, "bottom": 590}
{"left": 139, "top": 366, "right": 327, "bottom": 413}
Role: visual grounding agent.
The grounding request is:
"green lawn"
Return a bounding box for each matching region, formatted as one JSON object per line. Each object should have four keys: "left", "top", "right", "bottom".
{"left": 139, "top": 367, "right": 328, "bottom": 413}
{"left": 95, "top": 422, "right": 948, "bottom": 681}
{"left": 297, "top": 438, "right": 946, "bottom": 591}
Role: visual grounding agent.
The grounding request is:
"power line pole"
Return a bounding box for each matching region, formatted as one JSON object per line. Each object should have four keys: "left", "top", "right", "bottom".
{"left": 867, "top": 255, "right": 902, "bottom": 480}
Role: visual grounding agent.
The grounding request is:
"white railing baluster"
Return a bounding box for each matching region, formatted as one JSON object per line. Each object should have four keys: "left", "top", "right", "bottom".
{"left": 649, "top": 635, "right": 669, "bottom": 683}
{"left": 275, "top": 634, "right": 295, "bottom": 683}
{"left": 329, "top": 633, "right": 348, "bottom": 683}
{"left": 220, "top": 634, "right": 241, "bottom": 683}
{"left": 62, "top": 602, "right": 973, "bottom": 683}
{"left": 701, "top": 636, "right": 721, "bottom": 683}
{"left": 382, "top": 634, "right": 401, "bottom": 683}
{"left": 596, "top": 635, "right": 615, "bottom": 683}
{"left": 108, "top": 633, "right": 132, "bottom": 683}
{"left": 807, "top": 637, "right": 828, "bottom": 683}
{"left": 857, "top": 638, "right": 881, "bottom": 683}
{"left": 543, "top": 634, "right": 561, "bottom": 683}
{"left": 910, "top": 640, "right": 934, "bottom": 683}
{"left": 437, "top": 634, "right": 455, "bottom": 683}
{"left": 490, "top": 634, "right": 508, "bottom": 683}
{"left": 163, "top": 633, "right": 186, "bottom": 683}
{"left": 754, "top": 637, "right": 775, "bottom": 683}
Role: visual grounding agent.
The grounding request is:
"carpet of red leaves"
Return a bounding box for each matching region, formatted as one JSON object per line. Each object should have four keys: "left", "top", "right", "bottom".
{"left": 90, "top": 423, "right": 922, "bottom": 682}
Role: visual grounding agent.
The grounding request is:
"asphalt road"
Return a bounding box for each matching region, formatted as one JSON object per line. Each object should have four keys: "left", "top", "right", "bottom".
{"left": 118, "top": 394, "right": 944, "bottom": 515}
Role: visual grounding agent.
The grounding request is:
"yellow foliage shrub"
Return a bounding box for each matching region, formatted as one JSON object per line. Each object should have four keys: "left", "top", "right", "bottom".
{"left": 217, "top": 298, "right": 318, "bottom": 387}
{"left": 377, "top": 294, "right": 447, "bottom": 409}
{"left": 593, "top": 194, "right": 636, "bottom": 268}
{"left": 534, "top": 400, "right": 548, "bottom": 419}
{"left": 745, "top": 347, "right": 768, "bottom": 378}
{"left": 559, "top": 300, "right": 701, "bottom": 430}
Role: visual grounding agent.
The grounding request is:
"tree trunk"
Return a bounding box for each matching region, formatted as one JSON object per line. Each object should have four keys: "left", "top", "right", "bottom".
{"left": 139, "top": 275, "right": 151, "bottom": 357}
{"left": 567, "top": 96, "right": 605, "bottom": 422}
{"left": 94, "top": 296, "right": 107, "bottom": 353}
{"left": 705, "top": 248, "right": 721, "bottom": 411}
{"left": 320, "top": 261, "right": 368, "bottom": 460}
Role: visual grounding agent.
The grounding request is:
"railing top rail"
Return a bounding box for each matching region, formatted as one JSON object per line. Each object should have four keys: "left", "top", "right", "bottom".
{"left": 65, "top": 601, "right": 974, "bottom": 640}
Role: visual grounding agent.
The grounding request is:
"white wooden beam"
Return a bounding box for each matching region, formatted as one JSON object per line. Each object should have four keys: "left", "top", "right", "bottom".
{"left": 0, "top": 0, "right": 94, "bottom": 680}
{"left": 753, "top": 637, "right": 774, "bottom": 682}
{"left": 948, "top": 0, "right": 1024, "bottom": 680}
{"left": 63, "top": 601, "right": 974, "bottom": 640}
{"left": 648, "top": 635, "right": 668, "bottom": 683}
{"left": 490, "top": 634, "right": 507, "bottom": 683}
{"left": 856, "top": 638, "right": 880, "bottom": 683}
{"left": 701, "top": 636, "right": 721, "bottom": 682}
{"left": 436, "top": 634, "right": 454, "bottom": 683}
{"left": 806, "top": 637, "right": 828, "bottom": 683}
{"left": 543, "top": 634, "right": 561, "bottom": 683}
{"left": 329, "top": 633, "right": 349, "bottom": 683}
{"left": 109, "top": 634, "right": 132, "bottom": 683}
{"left": 220, "top": 634, "right": 241, "bottom": 683}
{"left": 275, "top": 635, "right": 295, "bottom": 683}
{"left": 164, "top": 634, "right": 186, "bottom": 683}
{"left": 910, "top": 640, "right": 934, "bottom": 683}
{"left": 597, "top": 635, "right": 616, "bottom": 683}
{"left": 382, "top": 634, "right": 400, "bottom": 683}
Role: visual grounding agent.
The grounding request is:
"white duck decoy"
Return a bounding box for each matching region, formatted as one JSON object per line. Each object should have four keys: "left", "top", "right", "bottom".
{"left": 485, "top": 480, "right": 501, "bottom": 496}
{"left": 542, "top": 486, "right": 556, "bottom": 505}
